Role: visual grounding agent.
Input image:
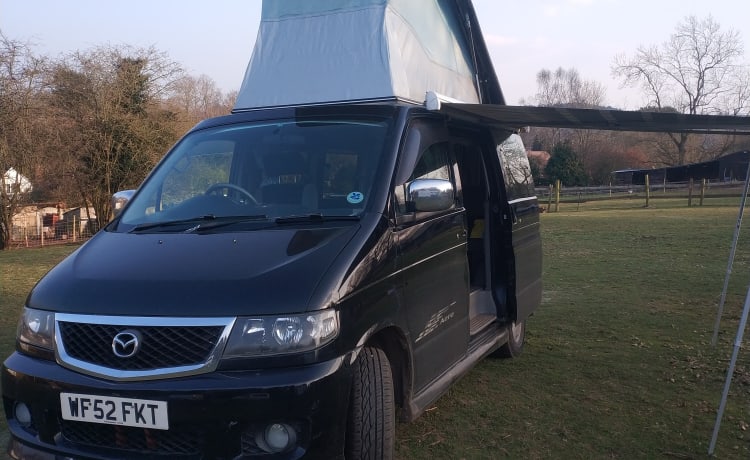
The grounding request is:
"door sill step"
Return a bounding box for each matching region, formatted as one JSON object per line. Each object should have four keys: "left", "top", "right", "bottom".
{"left": 469, "top": 313, "right": 495, "bottom": 335}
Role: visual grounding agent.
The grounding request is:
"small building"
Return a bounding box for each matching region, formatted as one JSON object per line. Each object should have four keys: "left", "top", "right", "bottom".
{"left": 527, "top": 150, "right": 550, "bottom": 170}
{"left": 56, "top": 207, "right": 98, "bottom": 239}
{"left": 11, "top": 205, "right": 62, "bottom": 240}
{"left": 2, "top": 167, "right": 32, "bottom": 195}
{"left": 614, "top": 150, "right": 750, "bottom": 185}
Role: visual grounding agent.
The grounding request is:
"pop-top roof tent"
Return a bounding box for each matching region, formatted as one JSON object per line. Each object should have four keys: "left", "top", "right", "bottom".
{"left": 234, "top": 0, "right": 503, "bottom": 111}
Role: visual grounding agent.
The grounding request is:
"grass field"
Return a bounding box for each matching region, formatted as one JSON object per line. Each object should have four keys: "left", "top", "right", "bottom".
{"left": 2, "top": 198, "right": 750, "bottom": 458}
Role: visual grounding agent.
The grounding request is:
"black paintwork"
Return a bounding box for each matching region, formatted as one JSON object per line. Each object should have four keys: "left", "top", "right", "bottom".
{"left": 27, "top": 224, "right": 360, "bottom": 316}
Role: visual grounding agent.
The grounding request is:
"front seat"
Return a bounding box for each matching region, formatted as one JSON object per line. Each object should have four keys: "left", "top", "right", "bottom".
{"left": 261, "top": 152, "right": 318, "bottom": 210}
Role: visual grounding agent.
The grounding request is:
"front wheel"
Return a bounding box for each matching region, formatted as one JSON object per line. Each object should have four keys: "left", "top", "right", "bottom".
{"left": 497, "top": 319, "right": 526, "bottom": 358}
{"left": 345, "top": 346, "right": 394, "bottom": 460}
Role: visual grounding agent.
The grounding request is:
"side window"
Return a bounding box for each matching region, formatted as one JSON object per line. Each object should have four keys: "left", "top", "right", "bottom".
{"left": 495, "top": 132, "right": 535, "bottom": 200}
{"left": 394, "top": 141, "right": 452, "bottom": 215}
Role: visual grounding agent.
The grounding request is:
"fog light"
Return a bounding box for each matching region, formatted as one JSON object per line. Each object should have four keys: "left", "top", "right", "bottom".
{"left": 261, "top": 423, "right": 296, "bottom": 453}
{"left": 14, "top": 402, "right": 32, "bottom": 427}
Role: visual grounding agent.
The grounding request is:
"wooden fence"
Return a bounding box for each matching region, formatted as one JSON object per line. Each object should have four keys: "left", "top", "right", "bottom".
{"left": 539, "top": 177, "right": 748, "bottom": 212}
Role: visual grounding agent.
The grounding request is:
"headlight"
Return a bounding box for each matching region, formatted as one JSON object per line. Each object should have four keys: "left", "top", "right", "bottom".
{"left": 17, "top": 307, "right": 55, "bottom": 351}
{"left": 223, "top": 310, "right": 338, "bottom": 358}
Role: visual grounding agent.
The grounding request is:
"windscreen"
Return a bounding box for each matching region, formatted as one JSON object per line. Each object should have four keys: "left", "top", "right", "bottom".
{"left": 116, "top": 118, "right": 391, "bottom": 231}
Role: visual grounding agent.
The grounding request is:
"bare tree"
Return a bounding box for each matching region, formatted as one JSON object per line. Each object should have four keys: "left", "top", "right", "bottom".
{"left": 168, "top": 74, "right": 231, "bottom": 126}
{"left": 527, "top": 67, "right": 609, "bottom": 184}
{"left": 534, "top": 67, "right": 606, "bottom": 108}
{"left": 223, "top": 89, "right": 239, "bottom": 113}
{"left": 612, "top": 15, "right": 746, "bottom": 165}
{"left": 0, "top": 32, "right": 48, "bottom": 249}
{"left": 721, "top": 65, "right": 750, "bottom": 116}
{"left": 49, "top": 45, "right": 184, "bottom": 229}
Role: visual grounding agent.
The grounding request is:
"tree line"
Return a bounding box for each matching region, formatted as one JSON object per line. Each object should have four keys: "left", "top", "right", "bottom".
{"left": 0, "top": 32, "right": 236, "bottom": 249}
{"left": 2, "top": 15, "right": 750, "bottom": 248}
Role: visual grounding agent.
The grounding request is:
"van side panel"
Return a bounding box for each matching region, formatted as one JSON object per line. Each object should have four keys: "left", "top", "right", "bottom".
{"left": 493, "top": 132, "right": 542, "bottom": 321}
{"left": 393, "top": 119, "right": 470, "bottom": 392}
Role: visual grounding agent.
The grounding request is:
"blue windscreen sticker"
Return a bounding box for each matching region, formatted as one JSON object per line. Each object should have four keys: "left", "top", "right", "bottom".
{"left": 347, "top": 192, "right": 364, "bottom": 204}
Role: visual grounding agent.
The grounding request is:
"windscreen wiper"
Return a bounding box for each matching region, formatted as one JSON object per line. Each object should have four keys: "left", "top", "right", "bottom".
{"left": 191, "top": 215, "right": 269, "bottom": 232}
{"left": 129, "top": 215, "right": 267, "bottom": 233}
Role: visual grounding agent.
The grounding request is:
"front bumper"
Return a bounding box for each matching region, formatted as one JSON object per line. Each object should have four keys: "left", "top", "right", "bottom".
{"left": 2, "top": 352, "right": 352, "bottom": 459}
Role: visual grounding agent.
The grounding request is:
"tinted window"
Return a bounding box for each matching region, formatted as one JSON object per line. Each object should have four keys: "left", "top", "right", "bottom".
{"left": 161, "top": 145, "right": 233, "bottom": 211}
{"left": 117, "top": 119, "right": 391, "bottom": 229}
{"left": 495, "top": 133, "right": 535, "bottom": 200}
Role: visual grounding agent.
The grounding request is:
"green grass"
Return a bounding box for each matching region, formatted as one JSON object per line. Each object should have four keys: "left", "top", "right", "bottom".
{"left": 2, "top": 201, "right": 750, "bottom": 458}
{"left": 397, "top": 199, "right": 750, "bottom": 459}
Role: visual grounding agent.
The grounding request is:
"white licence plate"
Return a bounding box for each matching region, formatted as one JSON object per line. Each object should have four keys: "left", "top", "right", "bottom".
{"left": 60, "top": 392, "right": 169, "bottom": 430}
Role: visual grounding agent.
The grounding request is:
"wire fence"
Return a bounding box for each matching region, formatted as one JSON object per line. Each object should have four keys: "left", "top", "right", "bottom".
{"left": 10, "top": 216, "right": 97, "bottom": 249}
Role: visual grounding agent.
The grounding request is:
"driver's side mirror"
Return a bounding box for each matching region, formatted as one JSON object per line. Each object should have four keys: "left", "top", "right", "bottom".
{"left": 112, "top": 190, "right": 136, "bottom": 217}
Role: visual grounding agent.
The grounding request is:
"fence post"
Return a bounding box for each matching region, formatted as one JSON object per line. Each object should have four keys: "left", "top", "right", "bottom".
{"left": 548, "top": 184, "right": 553, "bottom": 211}
{"left": 73, "top": 216, "right": 77, "bottom": 243}
{"left": 645, "top": 174, "right": 650, "bottom": 208}
{"left": 688, "top": 178, "right": 694, "bottom": 206}
{"left": 700, "top": 179, "right": 706, "bottom": 206}
{"left": 41, "top": 225, "right": 44, "bottom": 247}
{"left": 555, "top": 180, "right": 561, "bottom": 212}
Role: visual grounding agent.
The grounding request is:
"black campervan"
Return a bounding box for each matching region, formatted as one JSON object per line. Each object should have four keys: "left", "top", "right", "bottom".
{"left": 2, "top": 1, "right": 542, "bottom": 458}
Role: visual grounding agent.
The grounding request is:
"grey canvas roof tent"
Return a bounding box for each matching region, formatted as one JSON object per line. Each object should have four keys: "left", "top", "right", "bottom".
{"left": 234, "top": 0, "right": 504, "bottom": 111}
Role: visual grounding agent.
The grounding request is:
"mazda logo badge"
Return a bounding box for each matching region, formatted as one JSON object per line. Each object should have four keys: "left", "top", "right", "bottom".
{"left": 112, "top": 330, "right": 142, "bottom": 358}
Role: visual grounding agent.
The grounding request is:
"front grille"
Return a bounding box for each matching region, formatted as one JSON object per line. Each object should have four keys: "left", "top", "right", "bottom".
{"left": 58, "top": 321, "right": 225, "bottom": 371}
{"left": 60, "top": 419, "right": 203, "bottom": 456}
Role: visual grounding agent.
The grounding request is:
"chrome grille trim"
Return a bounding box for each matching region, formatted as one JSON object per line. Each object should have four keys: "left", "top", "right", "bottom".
{"left": 54, "top": 314, "right": 236, "bottom": 381}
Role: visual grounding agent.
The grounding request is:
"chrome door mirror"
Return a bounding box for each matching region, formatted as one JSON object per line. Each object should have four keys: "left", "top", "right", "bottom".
{"left": 111, "top": 190, "right": 136, "bottom": 217}
{"left": 408, "top": 179, "right": 454, "bottom": 212}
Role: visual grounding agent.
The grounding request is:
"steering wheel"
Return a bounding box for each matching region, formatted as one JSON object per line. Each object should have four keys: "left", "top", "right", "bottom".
{"left": 205, "top": 183, "right": 258, "bottom": 205}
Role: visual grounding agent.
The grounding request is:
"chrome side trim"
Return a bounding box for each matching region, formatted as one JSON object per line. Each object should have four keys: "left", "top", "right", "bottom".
{"left": 54, "top": 314, "right": 236, "bottom": 382}
{"left": 508, "top": 196, "right": 538, "bottom": 205}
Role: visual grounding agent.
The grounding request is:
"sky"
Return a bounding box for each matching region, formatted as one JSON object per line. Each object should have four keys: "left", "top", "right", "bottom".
{"left": 2, "top": 0, "right": 750, "bottom": 110}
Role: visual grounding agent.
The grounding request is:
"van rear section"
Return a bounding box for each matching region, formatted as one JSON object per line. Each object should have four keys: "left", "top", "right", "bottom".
{"left": 2, "top": 104, "right": 541, "bottom": 459}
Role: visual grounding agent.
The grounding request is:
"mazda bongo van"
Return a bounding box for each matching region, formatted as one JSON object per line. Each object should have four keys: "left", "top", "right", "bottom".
{"left": 2, "top": 0, "right": 542, "bottom": 458}
{"left": 2, "top": 101, "right": 541, "bottom": 459}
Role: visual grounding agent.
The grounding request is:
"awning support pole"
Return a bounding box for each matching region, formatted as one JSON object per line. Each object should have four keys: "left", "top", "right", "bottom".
{"left": 708, "top": 279, "right": 750, "bottom": 455}
{"left": 711, "top": 160, "right": 750, "bottom": 346}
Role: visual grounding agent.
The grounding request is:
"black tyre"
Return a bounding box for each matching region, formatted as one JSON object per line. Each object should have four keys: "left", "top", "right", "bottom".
{"left": 345, "top": 346, "right": 394, "bottom": 460}
{"left": 497, "top": 319, "right": 526, "bottom": 358}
